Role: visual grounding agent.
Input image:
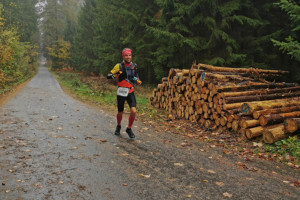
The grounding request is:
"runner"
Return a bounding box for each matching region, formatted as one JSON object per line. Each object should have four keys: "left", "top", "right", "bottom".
{"left": 107, "top": 48, "right": 142, "bottom": 138}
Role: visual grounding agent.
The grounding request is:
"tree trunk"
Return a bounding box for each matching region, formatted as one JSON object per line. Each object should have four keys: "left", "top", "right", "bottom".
{"left": 246, "top": 126, "right": 264, "bottom": 139}
{"left": 253, "top": 106, "right": 300, "bottom": 119}
{"left": 213, "top": 82, "right": 297, "bottom": 93}
{"left": 168, "top": 68, "right": 181, "bottom": 79}
{"left": 241, "top": 119, "right": 260, "bottom": 129}
{"left": 197, "top": 63, "right": 289, "bottom": 75}
{"left": 241, "top": 97, "right": 300, "bottom": 115}
{"left": 223, "top": 91, "right": 300, "bottom": 104}
{"left": 223, "top": 102, "right": 245, "bottom": 110}
{"left": 263, "top": 124, "right": 290, "bottom": 144}
{"left": 284, "top": 118, "right": 300, "bottom": 133}
{"left": 221, "top": 86, "right": 300, "bottom": 98}
{"left": 200, "top": 72, "right": 252, "bottom": 82}
{"left": 259, "top": 111, "right": 300, "bottom": 126}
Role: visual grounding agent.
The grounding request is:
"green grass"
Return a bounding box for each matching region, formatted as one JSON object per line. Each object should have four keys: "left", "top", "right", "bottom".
{"left": 52, "top": 71, "right": 164, "bottom": 118}
{"left": 54, "top": 72, "right": 115, "bottom": 106}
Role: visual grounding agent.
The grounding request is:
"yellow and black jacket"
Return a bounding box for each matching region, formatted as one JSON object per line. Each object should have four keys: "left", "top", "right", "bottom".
{"left": 108, "top": 62, "right": 139, "bottom": 93}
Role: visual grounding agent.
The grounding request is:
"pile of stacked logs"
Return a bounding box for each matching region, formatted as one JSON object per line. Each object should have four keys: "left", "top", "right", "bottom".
{"left": 150, "top": 63, "right": 300, "bottom": 143}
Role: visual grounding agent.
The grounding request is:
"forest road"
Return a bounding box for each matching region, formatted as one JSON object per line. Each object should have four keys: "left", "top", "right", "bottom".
{"left": 0, "top": 64, "right": 299, "bottom": 200}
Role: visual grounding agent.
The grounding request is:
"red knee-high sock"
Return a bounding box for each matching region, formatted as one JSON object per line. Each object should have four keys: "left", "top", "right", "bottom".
{"left": 117, "top": 114, "right": 122, "bottom": 126}
{"left": 128, "top": 115, "right": 135, "bottom": 129}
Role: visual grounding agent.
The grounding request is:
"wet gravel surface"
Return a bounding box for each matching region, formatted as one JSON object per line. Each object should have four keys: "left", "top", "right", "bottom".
{"left": 0, "top": 66, "right": 299, "bottom": 200}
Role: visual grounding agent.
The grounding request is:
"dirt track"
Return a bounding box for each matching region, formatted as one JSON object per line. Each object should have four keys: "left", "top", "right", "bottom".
{"left": 0, "top": 64, "right": 299, "bottom": 200}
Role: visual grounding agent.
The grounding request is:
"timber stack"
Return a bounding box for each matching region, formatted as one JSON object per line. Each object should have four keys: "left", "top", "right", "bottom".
{"left": 150, "top": 63, "right": 300, "bottom": 144}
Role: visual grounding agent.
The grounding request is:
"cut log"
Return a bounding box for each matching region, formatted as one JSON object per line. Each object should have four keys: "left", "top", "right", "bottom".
{"left": 197, "top": 63, "right": 289, "bottom": 75}
{"left": 284, "top": 118, "right": 300, "bottom": 133}
{"left": 253, "top": 106, "right": 300, "bottom": 119}
{"left": 259, "top": 111, "right": 300, "bottom": 126}
{"left": 246, "top": 126, "right": 264, "bottom": 139}
{"left": 200, "top": 72, "right": 252, "bottom": 83}
{"left": 161, "top": 77, "right": 168, "bottom": 83}
{"left": 168, "top": 68, "right": 181, "bottom": 79}
{"left": 221, "top": 86, "right": 300, "bottom": 98}
{"left": 241, "top": 97, "right": 300, "bottom": 115}
{"left": 223, "top": 91, "right": 300, "bottom": 104}
{"left": 241, "top": 119, "right": 260, "bottom": 129}
{"left": 223, "top": 102, "right": 245, "bottom": 110}
{"left": 232, "top": 120, "right": 240, "bottom": 131}
{"left": 263, "top": 124, "right": 290, "bottom": 144}
{"left": 213, "top": 82, "right": 297, "bottom": 93}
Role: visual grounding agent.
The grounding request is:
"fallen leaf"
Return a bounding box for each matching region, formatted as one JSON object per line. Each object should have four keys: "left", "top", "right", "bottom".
{"left": 174, "top": 163, "right": 184, "bottom": 167}
{"left": 223, "top": 192, "right": 232, "bottom": 198}
{"left": 203, "top": 180, "right": 208, "bottom": 182}
{"left": 283, "top": 180, "right": 290, "bottom": 184}
{"left": 248, "top": 167, "right": 258, "bottom": 172}
{"left": 6, "top": 190, "right": 10, "bottom": 193}
{"left": 59, "top": 181, "right": 64, "bottom": 184}
{"left": 78, "top": 185, "right": 86, "bottom": 190}
{"left": 187, "top": 194, "right": 192, "bottom": 198}
{"left": 253, "top": 142, "right": 263, "bottom": 147}
{"left": 139, "top": 174, "right": 151, "bottom": 178}
{"left": 224, "top": 150, "right": 230, "bottom": 155}
{"left": 122, "top": 183, "right": 128, "bottom": 186}
{"left": 17, "top": 179, "right": 22, "bottom": 182}
{"left": 34, "top": 183, "right": 44, "bottom": 189}
{"left": 100, "top": 140, "right": 107, "bottom": 143}
{"left": 181, "top": 142, "right": 192, "bottom": 147}
{"left": 207, "top": 170, "right": 216, "bottom": 174}
{"left": 216, "top": 182, "right": 225, "bottom": 186}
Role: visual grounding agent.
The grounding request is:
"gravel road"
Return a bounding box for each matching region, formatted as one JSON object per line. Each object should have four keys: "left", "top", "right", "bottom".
{"left": 0, "top": 64, "right": 299, "bottom": 200}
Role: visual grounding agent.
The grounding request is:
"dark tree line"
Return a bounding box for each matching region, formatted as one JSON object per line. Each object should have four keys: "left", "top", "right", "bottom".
{"left": 0, "top": 0, "right": 38, "bottom": 43}
{"left": 4, "top": 0, "right": 298, "bottom": 84}
{"left": 69, "top": 0, "right": 300, "bottom": 84}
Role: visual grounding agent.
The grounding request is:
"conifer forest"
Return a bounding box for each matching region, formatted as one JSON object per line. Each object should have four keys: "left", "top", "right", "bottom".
{"left": 1, "top": 0, "right": 300, "bottom": 84}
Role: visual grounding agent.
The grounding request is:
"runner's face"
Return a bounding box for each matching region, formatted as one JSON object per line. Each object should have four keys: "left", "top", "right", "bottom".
{"left": 123, "top": 54, "right": 132, "bottom": 63}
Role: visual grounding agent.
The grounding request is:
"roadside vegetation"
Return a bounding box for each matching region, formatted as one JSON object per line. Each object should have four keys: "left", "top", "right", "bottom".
{"left": 52, "top": 68, "right": 300, "bottom": 169}
{"left": 0, "top": 1, "right": 38, "bottom": 95}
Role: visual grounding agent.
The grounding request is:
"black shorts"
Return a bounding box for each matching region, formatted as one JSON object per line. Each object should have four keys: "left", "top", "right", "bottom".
{"left": 117, "top": 92, "right": 136, "bottom": 112}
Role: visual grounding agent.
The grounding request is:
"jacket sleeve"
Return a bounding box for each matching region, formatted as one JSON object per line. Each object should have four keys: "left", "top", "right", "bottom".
{"left": 107, "top": 64, "right": 120, "bottom": 79}
{"left": 110, "top": 64, "right": 121, "bottom": 74}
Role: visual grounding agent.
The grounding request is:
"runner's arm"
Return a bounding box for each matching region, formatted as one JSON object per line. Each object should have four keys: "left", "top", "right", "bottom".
{"left": 107, "top": 64, "right": 121, "bottom": 79}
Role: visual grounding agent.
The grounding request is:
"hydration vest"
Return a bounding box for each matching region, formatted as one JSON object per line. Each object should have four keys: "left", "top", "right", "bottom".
{"left": 118, "top": 62, "right": 138, "bottom": 85}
